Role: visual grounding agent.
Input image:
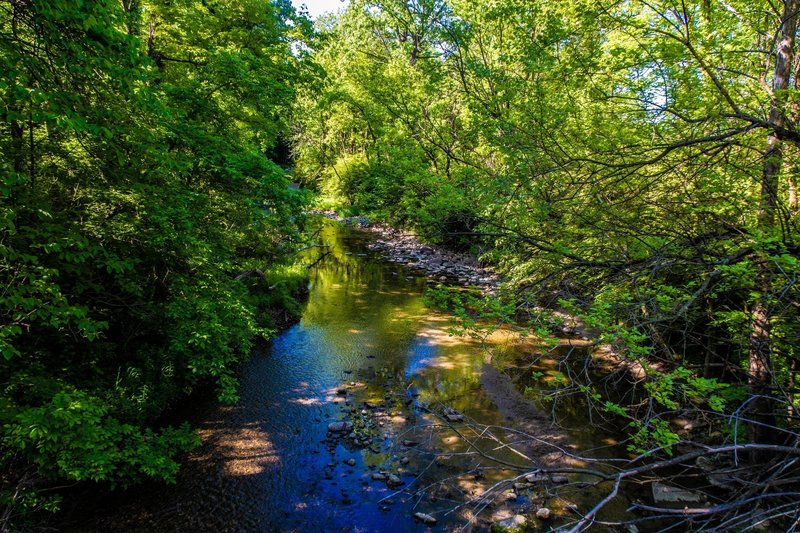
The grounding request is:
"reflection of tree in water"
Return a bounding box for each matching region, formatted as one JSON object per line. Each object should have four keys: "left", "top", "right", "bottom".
{"left": 301, "top": 222, "right": 429, "bottom": 368}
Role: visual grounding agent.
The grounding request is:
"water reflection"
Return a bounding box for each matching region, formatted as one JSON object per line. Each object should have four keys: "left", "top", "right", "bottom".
{"left": 70, "top": 221, "right": 626, "bottom": 532}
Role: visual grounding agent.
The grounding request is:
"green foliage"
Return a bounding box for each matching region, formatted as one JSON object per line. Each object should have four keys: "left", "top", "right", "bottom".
{"left": 0, "top": 0, "right": 313, "bottom": 525}
{"left": 3, "top": 390, "right": 199, "bottom": 486}
{"left": 628, "top": 418, "right": 681, "bottom": 456}
{"left": 423, "top": 285, "right": 517, "bottom": 340}
{"left": 294, "top": 0, "right": 800, "bottom": 462}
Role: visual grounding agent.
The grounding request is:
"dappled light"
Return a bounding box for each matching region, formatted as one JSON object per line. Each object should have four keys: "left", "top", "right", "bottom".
{"left": 6, "top": 0, "right": 798, "bottom": 530}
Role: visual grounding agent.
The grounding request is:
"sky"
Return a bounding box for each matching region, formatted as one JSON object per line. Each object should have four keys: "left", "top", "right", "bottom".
{"left": 291, "top": 0, "right": 349, "bottom": 19}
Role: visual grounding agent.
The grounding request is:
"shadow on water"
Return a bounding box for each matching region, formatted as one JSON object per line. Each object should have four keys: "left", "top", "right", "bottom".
{"left": 64, "top": 221, "right": 630, "bottom": 532}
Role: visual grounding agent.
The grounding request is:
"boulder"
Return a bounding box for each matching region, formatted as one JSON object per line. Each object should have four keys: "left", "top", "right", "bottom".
{"left": 524, "top": 473, "right": 546, "bottom": 483}
{"left": 495, "top": 514, "right": 526, "bottom": 529}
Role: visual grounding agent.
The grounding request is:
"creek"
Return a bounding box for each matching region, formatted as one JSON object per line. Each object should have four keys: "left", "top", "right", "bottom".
{"left": 69, "top": 220, "right": 629, "bottom": 532}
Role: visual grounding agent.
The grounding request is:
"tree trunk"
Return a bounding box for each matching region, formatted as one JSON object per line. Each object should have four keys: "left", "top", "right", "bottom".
{"left": 10, "top": 119, "right": 23, "bottom": 173}
{"left": 748, "top": 0, "right": 800, "bottom": 453}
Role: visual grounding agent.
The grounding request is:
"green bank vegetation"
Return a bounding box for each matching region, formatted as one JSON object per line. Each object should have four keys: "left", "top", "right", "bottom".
{"left": 0, "top": 0, "right": 312, "bottom": 525}
{"left": 294, "top": 0, "right": 800, "bottom": 528}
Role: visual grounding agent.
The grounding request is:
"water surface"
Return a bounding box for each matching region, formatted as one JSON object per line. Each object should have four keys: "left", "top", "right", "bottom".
{"left": 71, "top": 221, "right": 627, "bottom": 532}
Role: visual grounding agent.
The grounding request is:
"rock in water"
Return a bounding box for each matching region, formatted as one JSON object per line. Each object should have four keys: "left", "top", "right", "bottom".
{"left": 651, "top": 482, "right": 705, "bottom": 504}
{"left": 496, "top": 514, "right": 526, "bottom": 529}
{"left": 524, "top": 473, "right": 546, "bottom": 483}
{"left": 327, "top": 421, "right": 353, "bottom": 432}
{"left": 413, "top": 512, "right": 437, "bottom": 525}
{"left": 344, "top": 458, "right": 356, "bottom": 466}
{"left": 536, "top": 508, "right": 551, "bottom": 520}
{"left": 386, "top": 474, "right": 403, "bottom": 488}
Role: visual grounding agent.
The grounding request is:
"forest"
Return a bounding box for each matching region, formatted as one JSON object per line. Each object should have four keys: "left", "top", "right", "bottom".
{"left": 2, "top": 0, "right": 800, "bottom": 530}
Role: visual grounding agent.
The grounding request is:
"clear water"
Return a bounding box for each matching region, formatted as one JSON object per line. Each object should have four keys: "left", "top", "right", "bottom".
{"left": 70, "top": 220, "right": 628, "bottom": 532}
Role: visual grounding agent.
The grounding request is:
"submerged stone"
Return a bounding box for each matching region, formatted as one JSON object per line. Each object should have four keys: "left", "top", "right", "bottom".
{"left": 413, "top": 512, "right": 437, "bottom": 525}
{"left": 651, "top": 482, "right": 705, "bottom": 504}
{"left": 386, "top": 474, "right": 403, "bottom": 488}
{"left": 327, "top": 421, "right": 353, "bottom": 432}
{"left": 495, "top": 514, "right": 526, "bottom": 529}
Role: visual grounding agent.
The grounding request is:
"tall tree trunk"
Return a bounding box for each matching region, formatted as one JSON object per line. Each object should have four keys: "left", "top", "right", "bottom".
{"left": 749, "top": 0, "right": 800, "bottom": 452}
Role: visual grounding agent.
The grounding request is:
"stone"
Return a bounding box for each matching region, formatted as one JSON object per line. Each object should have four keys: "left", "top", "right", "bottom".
{"left": 536, "top": 508, "right": 551, "bottom": 520}
{"left": 371, "top": 472, "right": 388, "bottom": 481}
{"left": 327, "top": 421, "right": 353, "bottom": 432}
{"left": 651, "top": 482, "right": 705, "bottom": 504}
{"left": 413, "top": 512, "right": 437, "bottom": 525}
{"left": 386, "top": 474, "right": 403, "bottom": 488}
{"left": 344, "top": 458, "right": 356, "bottom": 466}
{"left": 696, "top": 455, "right": 737, "bottom": 489}
{"left": 495, "top": 514, "right": 526, "bottom": 529}
{"left": 524, "top": 473, "right": 545, "bottom": 483}
{"left": 513, "top": 482, "right": 533, "bottom": 492}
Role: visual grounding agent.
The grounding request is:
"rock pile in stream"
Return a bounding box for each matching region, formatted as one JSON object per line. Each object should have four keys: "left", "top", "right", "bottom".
{"left": 363, "top": 224, "right": 501, "bottom": 291}
{"left": 309, "top": 210, "right": 502, "bottom": 291}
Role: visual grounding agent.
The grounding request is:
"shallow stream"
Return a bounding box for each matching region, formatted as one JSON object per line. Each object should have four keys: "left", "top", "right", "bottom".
{"left": 69, "top": 221, "right": 629, "bottom": 532}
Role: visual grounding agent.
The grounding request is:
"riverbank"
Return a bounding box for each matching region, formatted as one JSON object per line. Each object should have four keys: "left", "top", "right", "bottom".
{"left": 311, "top": 212, "right": 656, "bottom": 386}
{"left": 310, "top": 210, "right": 501, "bottom": 291}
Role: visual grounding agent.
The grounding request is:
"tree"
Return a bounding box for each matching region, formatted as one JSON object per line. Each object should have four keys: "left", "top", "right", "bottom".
{"left": 0, "top": 0, "right": 312, "bottom": 525}
{"left": 294, "top": 0, "right": 800, "bottom": 481}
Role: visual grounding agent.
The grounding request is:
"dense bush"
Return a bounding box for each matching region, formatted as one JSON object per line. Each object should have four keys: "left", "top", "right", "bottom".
{"left": 295, "top": 0, "right": 800, "bottom": 459}
{"left": 0, "top": 0, "right": 312, "bottom": 523}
